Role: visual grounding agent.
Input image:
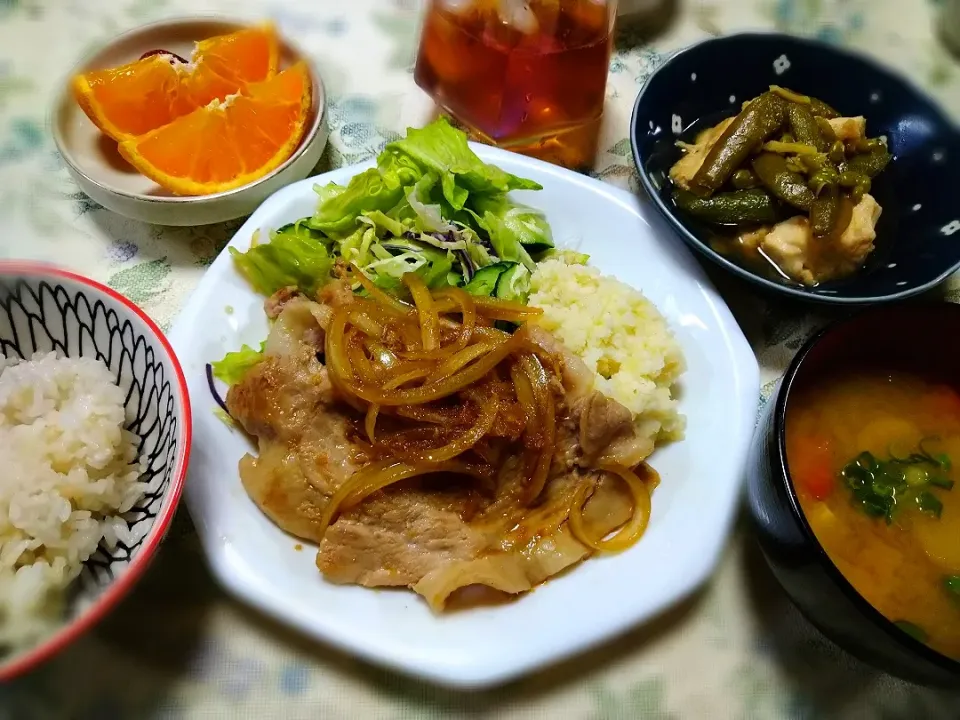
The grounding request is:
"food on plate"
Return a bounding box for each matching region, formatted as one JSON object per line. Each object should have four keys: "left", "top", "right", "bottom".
{"left": 0, "top": 353, "right": 145, "bottom": 650}
{"left": 668, "top": 85, "right": 891, "bottom": 286}
{"left": 209, "top": 120, "right": 685, "bottom": 609}
{"left": 72, "top": 24, "right": 279, "bottom": 141}
{"left": 118, "top": 63, "right": 312, "bottom": 196}
{"left": 71, "top": 23, "right": 310, "bottom": 196}
{"left": 528, "top": 259, "right": 685, "bottom": 457}
{"left": 215, "top": 261, "right": 683, "bottom": 610}
{"left": 787, "top": 370, "right": 960, "bottom": 660}
{"left": 228, "top": 117, "right": 550, "bottom": 304}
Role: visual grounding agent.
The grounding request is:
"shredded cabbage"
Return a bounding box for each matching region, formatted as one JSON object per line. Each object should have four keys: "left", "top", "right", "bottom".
{"left": 229, "top": 117, "right": 551, "bottom": 303}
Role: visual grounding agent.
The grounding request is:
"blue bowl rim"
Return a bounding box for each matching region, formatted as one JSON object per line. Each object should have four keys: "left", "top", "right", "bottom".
{"left": 630, "top": 31, "right": 960, "bottom": 306}
{"left": 772, "top": 302, "right": 960, "bottom": 678}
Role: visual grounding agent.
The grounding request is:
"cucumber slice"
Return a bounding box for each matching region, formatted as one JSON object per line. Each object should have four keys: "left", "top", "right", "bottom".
{"left": 463, "top": 262, "right": 514, "bottom": 297}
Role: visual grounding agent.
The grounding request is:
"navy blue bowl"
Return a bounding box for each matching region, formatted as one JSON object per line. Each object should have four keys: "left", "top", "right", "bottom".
{"left": 747, "top": 302, "right": 960, "bottom": 687}
{"left": 630, "top": 33, "right": 960, "bottom": 304}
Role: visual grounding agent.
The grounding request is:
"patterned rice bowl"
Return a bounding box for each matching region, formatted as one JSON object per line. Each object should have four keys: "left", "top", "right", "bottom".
{"left": 0, "top": 261, "right": 191, "bottom": 680}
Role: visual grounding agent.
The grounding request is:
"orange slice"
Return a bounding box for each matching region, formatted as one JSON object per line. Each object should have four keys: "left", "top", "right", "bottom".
{"left": 118, "top": 62, "right": 312, "bottom": 196}
{"left": 72, "top": 24, "right": 279, "bottom": 141}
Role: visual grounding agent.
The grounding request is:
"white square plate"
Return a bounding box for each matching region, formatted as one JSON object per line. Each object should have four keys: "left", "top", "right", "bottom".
{"left": 168, "top": 144, "right": 759, "bottom": 688}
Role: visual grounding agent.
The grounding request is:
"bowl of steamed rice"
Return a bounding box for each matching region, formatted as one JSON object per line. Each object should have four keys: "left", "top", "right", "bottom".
{"left": 0, "top": 262, "right": 190, "bottom": 680}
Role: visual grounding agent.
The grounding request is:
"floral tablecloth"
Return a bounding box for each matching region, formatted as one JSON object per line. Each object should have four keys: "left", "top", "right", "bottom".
{"left": 2, "top": 0, "right": 960, "bottom": 717}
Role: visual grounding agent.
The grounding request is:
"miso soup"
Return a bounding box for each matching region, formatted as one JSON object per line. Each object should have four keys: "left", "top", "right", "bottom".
{"left": 787, "top": 371, "right": 960, "bottom": 660}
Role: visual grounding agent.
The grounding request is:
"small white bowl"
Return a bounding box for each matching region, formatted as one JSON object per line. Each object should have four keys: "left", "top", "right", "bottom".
{"left": 0, "top": 261, "right": 191, "bottom": 681}
{"left": 51, "top": 16, "right": 329, "bottom": 227}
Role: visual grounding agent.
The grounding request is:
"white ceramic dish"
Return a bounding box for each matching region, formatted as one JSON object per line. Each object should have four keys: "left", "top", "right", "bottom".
{"left": 51, "top": 17, "right": 328, "bottom": 227}
{"left": 167, "top": 145, "right": 759, "bottom": 688}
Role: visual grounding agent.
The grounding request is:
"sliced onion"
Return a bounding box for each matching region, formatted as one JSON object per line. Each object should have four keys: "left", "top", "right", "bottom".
{"left": 471, "top": 296, "right": 544, "bottom": 322}
{"left": 519, "top": 353, "right": 555, "bottom": 503}
{"left": 426, "top": 341, "right": 500, "bottom": 384}
{"left": 510, "top": 362, "right": 536, "bottom": 434}
{"left": 367, "top": 341, "right": 398, "bottom": 369}
{"left": 403, "top": 273, "right": 439, "bottom": 352}
{"left": 394, "top": 404, "right": 467, "bottom": 425}
{"left": 316, "top": 460, "right": 491, "bottom": 537}
{"left": 365, "top": 404, "right": 380, "bottom": 444}
{"left": 348, "top": 308, "right": 383, "bottom": 337}
{"left": 384, "top": 366, "right": 433, "bottom": 390}
{"left": 343, "top": 460, "right": 493, "bottom": 510}
{"left": 404, "top": 288, "right": 477, "bottom": 359}
{"left": 433, "top": 294, "right": 542, "bottom": 322}
{"left": 343, "top": 336, "right": 521, "bottom": 406}
{"left": 325, "top": 307, "right": 355, "bottom": 383}
{"left": 347, "top": 330, "right": 379, "bottom": 385}
{"left": 437, "top": 319, "right": 508, "bottom": 343}
{"left": 568, "top": 464, "right": 655, "bottom": 553}
{"left": 435, "top": 287, "right": 476, "bottom": 348}
{"left": 349, "top": 263, "right": 412, "bottom": 316}
{"left": 401, "top": 396, "right": 498, "bottom": 465}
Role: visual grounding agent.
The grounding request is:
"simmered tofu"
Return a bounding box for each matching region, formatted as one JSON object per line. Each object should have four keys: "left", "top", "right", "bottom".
{"left": 753, "top": 193, "right": 882, "bottom": 286}
{"left": 669, "top": 117, "right": 735, "bottom": 190}
{"left": 758, "top": 216, "right": 816, "bottom": 284}
{"left": 827, "top": 116, "right": 867, "bottom": 142}
{"left": 837, "top": 193, "right": 882, "bottom": 265}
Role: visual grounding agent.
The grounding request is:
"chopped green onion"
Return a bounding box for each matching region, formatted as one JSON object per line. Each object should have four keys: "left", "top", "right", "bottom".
{"left": 927, "top": 476, "right": 955, "bottom": 490}
{"left": 769, "top": 85, "right": 811, "bottom": 104}
{"left": 916, "top": 491, "right": 943, "bottom": 519}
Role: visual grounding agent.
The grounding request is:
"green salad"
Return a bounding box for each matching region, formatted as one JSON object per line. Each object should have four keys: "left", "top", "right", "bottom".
{"left": 211, "top": 118, "right": 587, "bottom": 386}
{"left": 229, "top": 117, "right": 586, "bottom": 306}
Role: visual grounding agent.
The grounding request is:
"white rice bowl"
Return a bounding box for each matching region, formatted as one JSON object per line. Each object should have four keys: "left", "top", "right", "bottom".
{"left": 0, "top": 352, "right": 145, "bottom": 649}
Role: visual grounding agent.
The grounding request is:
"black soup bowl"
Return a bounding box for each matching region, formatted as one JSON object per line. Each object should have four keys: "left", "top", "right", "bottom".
{"left": 746, "top": 302, "right": 960, "bottom": 687}
{"left": 631, "top": 33, "right": 960, "bottom": 305}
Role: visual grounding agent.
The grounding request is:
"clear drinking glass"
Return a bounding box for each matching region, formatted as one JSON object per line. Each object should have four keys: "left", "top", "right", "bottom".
{"left": 414, "top": 0, "right": 618, "bottom": 170}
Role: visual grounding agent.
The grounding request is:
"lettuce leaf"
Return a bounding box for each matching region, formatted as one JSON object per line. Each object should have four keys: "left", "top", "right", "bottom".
{"left": 537, "top": 248, "right": 590, "bottom": 265}
{"left": 371, "top": 238, "right": 453, "bottom": 289}
{"left": 307, "top": 170, "right": 404, "bottom": 235}
{"left": 229, "top": 227, "right": 335, "bottom": 296}
{"left": 471, "top": 196, "right": 553, "bottom": 251}
{"left": 212, "top": 342, "right": 265, "bottom": 385}
{"left": 377, "top": 147, "right": 423, "bottom": 187}
{"left": 360, "top": 210, "right": 408, "bottom": 238}
{"left": 475, "top": 210, "right": 536, "bottom": 272}
{"left": 496, "top": 264, "right": 531, "bottom": 303}
{"left": 406, "top": 173, "right": 455, "bottom": 233}
{"left": 307, "top": 150, "right": 424, "bottom": 235}
{"left": 386, "top": 117, "right": 542, "bottom": 210}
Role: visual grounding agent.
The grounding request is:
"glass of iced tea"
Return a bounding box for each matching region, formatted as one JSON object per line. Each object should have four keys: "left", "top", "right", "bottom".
{"left": 414, "top": 0, "right": 617, "bottom": 170}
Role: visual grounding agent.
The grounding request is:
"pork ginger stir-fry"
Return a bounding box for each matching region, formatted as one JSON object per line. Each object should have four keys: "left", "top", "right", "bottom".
{"left": 225, "top": 267, "right": 660, "bottom": 610}
{"left": 668, "top": 85, "right": 890, "bottom": 286}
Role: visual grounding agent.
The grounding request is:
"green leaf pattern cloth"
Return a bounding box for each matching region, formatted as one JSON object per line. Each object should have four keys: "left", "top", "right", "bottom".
{"left": 1, "top": 0, "right": 959, "bottom": 717}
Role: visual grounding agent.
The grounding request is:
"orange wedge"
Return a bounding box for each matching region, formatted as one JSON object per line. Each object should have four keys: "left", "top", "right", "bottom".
{"left": 72, "top": 24, "right": 279, "bottom": 141}
{"left": 118, "top": 62, "right": 312, "bottom": 196}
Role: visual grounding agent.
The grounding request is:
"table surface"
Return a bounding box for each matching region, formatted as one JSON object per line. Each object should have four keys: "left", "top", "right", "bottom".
{"left": 3, "top": 0, "right": 960, "bottom": 717}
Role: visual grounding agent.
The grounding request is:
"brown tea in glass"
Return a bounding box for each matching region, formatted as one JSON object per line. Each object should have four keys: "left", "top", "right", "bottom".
{"left": 414, "top": 0, "right": 617, "bottom": 170}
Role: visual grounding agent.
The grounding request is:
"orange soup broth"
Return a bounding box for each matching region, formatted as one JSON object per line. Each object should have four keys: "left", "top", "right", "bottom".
{"left": 786, "top": 371, "right": 960, "bottom": 660}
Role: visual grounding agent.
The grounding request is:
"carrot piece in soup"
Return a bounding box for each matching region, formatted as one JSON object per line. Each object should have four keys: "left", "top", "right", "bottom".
{"left": 924, "top": 385, "right": 960, "bottom": 417}
{"left": 792, "top": 438, "right": 835, "bottom": 500}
